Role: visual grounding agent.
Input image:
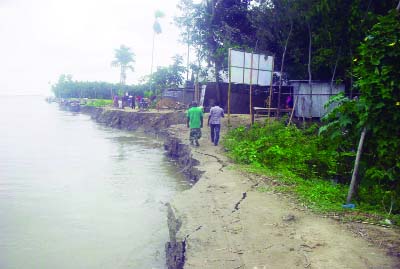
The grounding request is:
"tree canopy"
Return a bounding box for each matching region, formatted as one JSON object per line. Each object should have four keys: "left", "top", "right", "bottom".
{"left": 51, "top": 74, "right": 144, "bottom": 99}
{"left": 149, "top": 55, "right": 186, "bottom": 94}
{"left": 176, "top": 0, "right": 398, "bottom": 86}
{"left": 111, "top": 45, "right": 135, "bottom": 85}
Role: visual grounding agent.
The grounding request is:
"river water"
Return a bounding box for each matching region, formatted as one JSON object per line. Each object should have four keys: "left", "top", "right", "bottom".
{"left": 0, "top": 96, "right": 188, "bottom": 269}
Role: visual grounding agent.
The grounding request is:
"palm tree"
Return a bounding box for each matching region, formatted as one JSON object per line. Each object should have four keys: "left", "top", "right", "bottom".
{"left": 111, "top": 45, "right": 135, "bottom": 85}
{"left": 150, "top": 10, "right": 165, "bottom": 94}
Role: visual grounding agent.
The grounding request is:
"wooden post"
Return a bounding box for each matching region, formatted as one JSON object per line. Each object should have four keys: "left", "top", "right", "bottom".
{"left": 346, "top": 127, "right": 367, "bottom": 204}
{"left": 228, "top": 48, "right": 232, "bottom": 127}
{"left": 249, "top": 53, "right": 254, "bottom": 124}
{"left": 307, "top": 23, "right": 313, "bottom": 121}
{"left": 267, "top": 58, "right": 275, "bottom": 122}
{"left": 288, "top": 95, "right": 298, "bottom": 126}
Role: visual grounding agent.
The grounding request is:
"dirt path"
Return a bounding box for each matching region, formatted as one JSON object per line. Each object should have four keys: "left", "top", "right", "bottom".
{"left": 167, "top": 115, "right": 399, "bottom": 268}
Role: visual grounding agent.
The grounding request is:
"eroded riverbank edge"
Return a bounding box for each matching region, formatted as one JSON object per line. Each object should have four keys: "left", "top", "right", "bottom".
{"left": 80, "top": 106, "right": 400, "bottom": 269}
{"left": 80, "top": 106, "right": 199, "bottom": 268}
{"left": 80, "top": 106, "right": 202, "bottom": 183}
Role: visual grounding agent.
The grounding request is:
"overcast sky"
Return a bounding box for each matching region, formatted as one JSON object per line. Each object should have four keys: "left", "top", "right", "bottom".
{"left": 0, "top": 0, "right": 187, "bottom": 95}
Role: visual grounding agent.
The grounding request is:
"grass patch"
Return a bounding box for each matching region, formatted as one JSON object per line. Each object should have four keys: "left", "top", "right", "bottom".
{"left": 245, "top": 163, "right": 399, "bottom": 224}
{"left": 245, "top": 164, "right": 346, "bottom": 213}
{"left": 85, "top": 99, "right": 113, "bottom": 107}
{"left": 223, "top": 121, "right": 400, "bottom": 226}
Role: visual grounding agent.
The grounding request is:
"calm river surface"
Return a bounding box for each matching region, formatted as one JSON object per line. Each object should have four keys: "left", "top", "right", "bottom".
{"left": 0, "top": 96, "right": 188, "bottom": 269}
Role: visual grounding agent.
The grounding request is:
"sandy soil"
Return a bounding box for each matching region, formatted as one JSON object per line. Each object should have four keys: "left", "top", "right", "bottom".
{"left": 168, "top": 114, "right": 400, "bottom": 269}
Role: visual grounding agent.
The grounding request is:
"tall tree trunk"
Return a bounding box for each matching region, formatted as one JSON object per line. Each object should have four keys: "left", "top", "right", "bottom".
{"left": 150, "top": 31, "right": 156, "bottom": 94}
{"left": 214, "top": 63, "right": 221, "bottom": 104}
{"left": 184, "top": 29, "right": 190, "bottom": 103}
{"left": 196, "top": 57, "right": 201, "bottom": 103}
{"left": 349, "top": 50, "right": 354, "bottom": 98}
{"left": 120, "top": 65, "right": 126, "bottom": 85}
{"left": 277, "top": 20, "right": 293, "bottom": 118}
{"left": 307, "top": 23, "right": 313, "bottom": 120}
{"left": 346, "top": 127, "right": 367, "bottom": 204}
{"left": 210, "top": 0, "right": 221, "bottom": 104}
{"left": 330, "top": 47, "right": 341, "bottom": 96}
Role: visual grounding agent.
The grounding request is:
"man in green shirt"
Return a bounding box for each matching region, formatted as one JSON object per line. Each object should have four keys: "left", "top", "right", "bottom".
{"left": 186, "top": 101, "right": 203, "bottom": 146}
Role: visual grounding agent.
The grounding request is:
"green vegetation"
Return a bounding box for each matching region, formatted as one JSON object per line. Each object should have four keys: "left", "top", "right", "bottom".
{"left": 223, "top": 120, "right": 400, "bottom": 224}
{"left": 320, "top": 10, "right": 400, "bottom": 209}
{"left": 224, "top": 121, "right": 337, "bottom": 180}
{"left": 149, "top": 55, "right": 186, "bottom": 94}
{"left": 85, "top": 99, "right": 113, "bottom": 107}
{"left": 52, "top": 55, "right": 184, "bottom": 99}
{"left": 51, "top": 74, "right": 142, "bottom": 99}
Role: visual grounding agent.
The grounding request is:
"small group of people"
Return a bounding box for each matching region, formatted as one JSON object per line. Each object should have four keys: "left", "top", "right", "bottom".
{"left": 186, "top": 101, "right": 224, "bottom": 147}
{"left": 113, "top": 93, "right": 136, "bottom": 109}
{"left": 113, "top": 93, "right": 157, "bottom": 110}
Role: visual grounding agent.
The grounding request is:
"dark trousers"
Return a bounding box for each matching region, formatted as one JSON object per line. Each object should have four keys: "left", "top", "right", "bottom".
{"left": 210, "top": 124, "right": 221, "bottom": 145}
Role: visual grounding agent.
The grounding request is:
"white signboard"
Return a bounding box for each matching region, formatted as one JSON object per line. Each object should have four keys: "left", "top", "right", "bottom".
{"left": 229, "top": 50, "right": 273, "bottom": 86}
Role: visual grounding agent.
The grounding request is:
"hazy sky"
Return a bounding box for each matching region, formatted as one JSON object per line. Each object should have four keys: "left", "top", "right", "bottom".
{"left": 0, "top": 0, "right": 187, "bottom": 95}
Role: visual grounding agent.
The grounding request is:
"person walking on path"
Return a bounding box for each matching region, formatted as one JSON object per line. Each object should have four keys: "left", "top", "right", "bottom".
{"left": 187, "top": 101, "right": 203, "bottom": 146}
{"left": 208, "top": 102, "right": 224, "bottom": 146}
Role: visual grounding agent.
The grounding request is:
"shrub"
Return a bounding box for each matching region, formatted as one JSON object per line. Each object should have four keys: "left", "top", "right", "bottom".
{"left": 224, "top": 121, "right": 337, "bottom": 180}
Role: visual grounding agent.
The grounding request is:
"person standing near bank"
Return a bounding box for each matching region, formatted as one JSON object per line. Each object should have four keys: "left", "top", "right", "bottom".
{"left": 208, "top": 102, "right": 224, "bottom": 146}
{"left": 187, "top": 101, "right": 203, "bottom": 146}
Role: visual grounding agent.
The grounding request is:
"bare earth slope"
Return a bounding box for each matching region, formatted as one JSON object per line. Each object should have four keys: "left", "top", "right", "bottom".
{"left": 167, "top": 115, "right": 399, "bottom": 269}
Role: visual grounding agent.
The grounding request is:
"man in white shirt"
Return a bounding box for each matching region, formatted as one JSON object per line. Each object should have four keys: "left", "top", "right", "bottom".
{"left": 207, "top": 102, "right": 224, "bottom": 146}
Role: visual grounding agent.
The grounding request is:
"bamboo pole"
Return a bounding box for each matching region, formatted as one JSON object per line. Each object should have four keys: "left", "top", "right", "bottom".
{"left": 228, "top": 48, "right": 232, "bottom": 127}
{"left": 346, "top": 127, "right": 367, "bottom": 204}
{"left": 267, "top": 58, "right": 275, "bottom": 123}
{"left": 288, "top": 95, "right": 298, "bottom": 126}
{"left": 249, "top": 53, "right": 254, "bottom": 125}
{"left": 150, "top": 30, "right": 156, "bottom": 95}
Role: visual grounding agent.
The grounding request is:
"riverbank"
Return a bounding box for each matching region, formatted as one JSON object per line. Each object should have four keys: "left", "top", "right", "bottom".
{"left": 80, "top": 106, "right": 400, "bottom": 268}
{"left": 80, "top": 106, "right": 202, "bottom": 184}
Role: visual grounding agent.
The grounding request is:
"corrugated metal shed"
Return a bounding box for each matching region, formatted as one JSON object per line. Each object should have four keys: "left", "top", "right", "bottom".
{"left": 291, "top": 81, "right": 344, "bottom": 118}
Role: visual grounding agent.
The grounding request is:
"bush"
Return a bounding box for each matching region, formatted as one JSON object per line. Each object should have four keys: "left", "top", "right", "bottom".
{"left": 224, "top": 121, "right": 337, "bottom": 180}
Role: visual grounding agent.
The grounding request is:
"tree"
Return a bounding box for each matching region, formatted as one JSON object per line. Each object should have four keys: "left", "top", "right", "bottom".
{"left": 352, "top": 9, "right": 400, "bottom": 186}
{"left": 249, "top": 0, "right": 398, "bottom": 87}
{"left": 176, "top": 0, "right": 254, "bottom": 103}
{"left": 322, "top": 6, "right": 400, "bottom": 206}
{"left": 52, "top": 74, "right": 73, "bottom": 98}
{"left": 51, "top": 76, "right": 139, "bottom": 99}
{"left": 111, "top": 45, "right": 135, "bottom": 86}
{"left": 150, "top": 10, "right": 165, "bottom": 94}
{"left": 149, "top": 55, "right": 186, "bottom": 94}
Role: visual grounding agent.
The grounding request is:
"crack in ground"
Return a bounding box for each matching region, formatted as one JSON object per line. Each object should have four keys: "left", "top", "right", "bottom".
{"left": 193, "top": 150, "right": 227, "bottom": 172}
{"left": 184, "top": 225, "right": 203, "bottom": 240}
{"left": 177, "top": 226, "right": 202, "bottom": 269}
{"left": 232, "top": 192, "right": 247, "bottom": 213}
